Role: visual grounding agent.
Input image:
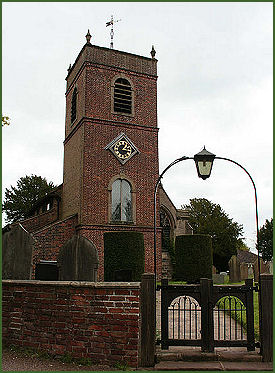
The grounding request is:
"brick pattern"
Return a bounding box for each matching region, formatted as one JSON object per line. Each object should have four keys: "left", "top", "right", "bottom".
{"left": 83, "top": 67, "right": 157, "bottom": 129}
{"left": 80, "top": 122, "right": 159, "bottom": 226}
{"left": 65, "top": 70, "right": 86, "bottom": 139}
{"left": 63, "top": 44, "right": 159, "bottom": 227}
{"left": 2, "top": 280, "right": 141, "bottom": 367}
{"left": 61, "top": 44, "right": 161, "bottom": 279}
{"left": 62, "top": 126, "right": 83, "bottom": 220}
{"left": 66, "top": 44, "right": 157, "bottom": 95}
{"left": 65, "top": 53, "right": 157, "bottom": 138}
{"left": 30, "top": 215, "right": 78, "bottom": 278}
{"left": 21, "top": 199, "right": 60, "bottom": 233}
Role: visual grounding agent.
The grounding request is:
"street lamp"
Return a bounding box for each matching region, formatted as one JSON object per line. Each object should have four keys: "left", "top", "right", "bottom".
{"left": 194, "top": 146, "right": 216, "bottom": 180}
{"left": 153, "top": 146, "right": 262, "bottom": 348}
{"left": 193, "top": 148, "right": 260, "bottom": 278}
{"left": 194, "top": 146, "right": 262, "bottom": 345}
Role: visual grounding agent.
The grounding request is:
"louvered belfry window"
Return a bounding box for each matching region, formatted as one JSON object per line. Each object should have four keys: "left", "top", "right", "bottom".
{"left": 114, "top": 78, "right": 132, "bottom": 114}
{"left": 71, "top": 87, "right": 77, "bottom": 123}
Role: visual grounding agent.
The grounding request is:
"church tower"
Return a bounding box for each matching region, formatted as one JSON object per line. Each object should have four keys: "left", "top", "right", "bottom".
{"left": 61, "top": 32, "right": 160, "bottom": 280}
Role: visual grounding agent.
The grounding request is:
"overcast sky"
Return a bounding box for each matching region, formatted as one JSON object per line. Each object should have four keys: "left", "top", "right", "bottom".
{"left": 2, "top": 2, "right": 273, "bottom": 252}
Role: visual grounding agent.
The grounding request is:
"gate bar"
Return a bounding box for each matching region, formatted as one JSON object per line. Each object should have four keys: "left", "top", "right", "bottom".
{"left": 200, "top": 278, "right": 214, "bottom": 352}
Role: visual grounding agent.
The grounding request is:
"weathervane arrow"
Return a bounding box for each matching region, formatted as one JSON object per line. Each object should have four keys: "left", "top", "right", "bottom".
{"left": 106, "top": 15, "right": 121, "bottom": 49}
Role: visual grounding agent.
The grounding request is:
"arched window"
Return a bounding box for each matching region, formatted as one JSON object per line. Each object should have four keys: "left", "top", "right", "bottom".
{"left": 71, "top": 87, "right": 77, "bottom": 123}
{"left": 160, "top": 208, "right": 172, "bottom": 252}
{"left": 113, "top": 78, "right": 132, "bottom": 114}
{"left": 111, "top": 179, "right": 132, "bottom": 222}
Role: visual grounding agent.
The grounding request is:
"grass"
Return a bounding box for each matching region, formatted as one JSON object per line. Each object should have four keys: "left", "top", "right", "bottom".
{"left": 253, "top": 291, "right": 260, "bottom": 340}
{"left": 113, "top": 360, "right": 130, "bottom": 371}
{"left": 217, "top": 281, "right": 260, "bottom": 341}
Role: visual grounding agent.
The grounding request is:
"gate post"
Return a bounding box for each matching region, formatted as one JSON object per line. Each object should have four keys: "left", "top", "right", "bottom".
{"left": 260, "top": 274, "right": 273, "bottom": 362}
{"left": 160, "top": 278, "right": 169, "bottom": 350}
{"left": 140, "top": 273, "right": 156, "bottom": 367}
{"left": 200, "top": 278, "right": 214, "bottom": 352}
{"left": 245, "top": 278, "right": 255, "bottom": 351}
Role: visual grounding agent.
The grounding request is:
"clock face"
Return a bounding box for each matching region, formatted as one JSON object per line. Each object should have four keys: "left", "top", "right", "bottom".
{"left": 105, "top": 133, "right": 139, "bottom": 164}
{"left": 113, "top": 140, "right": 133, "bottom": 160}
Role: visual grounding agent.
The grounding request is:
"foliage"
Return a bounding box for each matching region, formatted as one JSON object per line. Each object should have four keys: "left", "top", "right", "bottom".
{"left": 217, "top": 296, "right": 247, "bottom": 333}
{"left": 2, "top": 174, "right": 56, "bottom": 223}
{"left": 2, "top": 115, "right": 10, "bottom": 126}
{"left": 174, "top": 234, "right": 213, "bottom": 283}
{"left": 162, "top": 231, "right": 176, "bottom": 270}
{"left": 257, "top": 218, "right": 273, "bottom": 261}
{"left": 104, "top": 231, "right": 144, "bottom": 281}
{"left": 216, "top": 290, "right": 259, "bottom": 341}
{"left": 113, "top": 360, "right": 130, "bottom": 371}
{"left": 183, "top": 198, "right": 244, "bottom": 272}
{"left": 237, "top": 240, "right": 250, "bottom": 251}
{"left": 253, "top": 291, "right": 259, "bottom": 340}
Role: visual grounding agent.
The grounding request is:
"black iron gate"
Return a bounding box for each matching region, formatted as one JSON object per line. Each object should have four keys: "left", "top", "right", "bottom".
{"left": 157, "top": 278, "right": 257, "bottom": 352}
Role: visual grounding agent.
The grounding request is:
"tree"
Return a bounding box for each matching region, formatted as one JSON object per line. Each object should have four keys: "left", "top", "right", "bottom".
{"left": 237, "top": 240, "right": 250, "bottom": 251}
{"left": 258, "top": 218, "right": 273, "bottom": 261}
{"left": 182, "top": 198, "right": 244, "bottom": 272}
{"left": 3, "top": 175, "right": 56, "bottom": 223}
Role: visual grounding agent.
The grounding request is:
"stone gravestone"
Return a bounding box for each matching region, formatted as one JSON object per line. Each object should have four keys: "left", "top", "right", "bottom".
{"left": 2, "top": 224, "right": 34, "bottom": 280}
{"left": 213, "top": 273, "right": 225, "bottom": 284}
{"left": 228, "top": 255, "right": 241, "bottom": 283}
{"left": 58, "top": 234, "right": 99, "bottom": 281}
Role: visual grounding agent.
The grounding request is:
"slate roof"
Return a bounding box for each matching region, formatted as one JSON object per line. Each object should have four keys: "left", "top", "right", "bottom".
{"left": 237, "top": 248, "right": 258, "bottom": 264}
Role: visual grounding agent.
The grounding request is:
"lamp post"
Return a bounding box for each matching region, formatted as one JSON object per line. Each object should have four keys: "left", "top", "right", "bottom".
{"left": 153, "top": 148, "right": 216, "bottom": 275}
{"left": 153, "top": 155, "right": 191, "bottom": 275}
{"left": 193, "top": 146, "right": 262, "bottom": 350}
{"left": 193, "top": 146, "right": 261, "bottom": 280}
{"left": 153, "top": 146, "right": 262, "bottom": 347}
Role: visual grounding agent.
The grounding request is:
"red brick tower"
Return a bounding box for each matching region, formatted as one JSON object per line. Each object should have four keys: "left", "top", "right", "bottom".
{"left": 62, "top": 33, "right": 160, "bottom": 280}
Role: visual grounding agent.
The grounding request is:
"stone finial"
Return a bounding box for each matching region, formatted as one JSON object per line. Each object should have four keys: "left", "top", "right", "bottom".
{"left": 150, "top": 45, "right": 156, "bottom": 59}
{"left": 86, "top": 29, "right": 91, "bottom": 44}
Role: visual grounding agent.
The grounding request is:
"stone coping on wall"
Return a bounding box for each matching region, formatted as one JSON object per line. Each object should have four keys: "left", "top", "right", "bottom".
{"left": 2, "top": 279, "right": 140, "bottom": 288}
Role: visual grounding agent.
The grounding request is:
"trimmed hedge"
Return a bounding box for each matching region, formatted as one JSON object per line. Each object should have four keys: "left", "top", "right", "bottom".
{"left": 104, "top": 231, "right": 144, "bottom": 281}
{"left": 175, "top": 234, "right": 213, "bottom": 283}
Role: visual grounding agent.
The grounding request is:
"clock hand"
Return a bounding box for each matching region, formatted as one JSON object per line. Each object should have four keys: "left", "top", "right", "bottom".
{"left": 122, "top": 143, "right": 131, "bottom": 152}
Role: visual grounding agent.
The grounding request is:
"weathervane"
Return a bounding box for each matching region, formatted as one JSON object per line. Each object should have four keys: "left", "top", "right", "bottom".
{"left": 106, "top": 15, "right": 121, "bottom": 49}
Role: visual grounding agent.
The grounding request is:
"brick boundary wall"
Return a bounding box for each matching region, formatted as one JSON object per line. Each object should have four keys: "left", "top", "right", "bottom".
{"left": 2, "top": 280, "right": 144, "bottom": 367}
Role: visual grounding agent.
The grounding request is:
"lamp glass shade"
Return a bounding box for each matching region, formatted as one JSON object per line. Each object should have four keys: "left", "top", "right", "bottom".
{"left": 196, "top": 160, "right": 213, "bottom": 179}
{"left": 194, "top": 147, "right": 216, "bottom": 180}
